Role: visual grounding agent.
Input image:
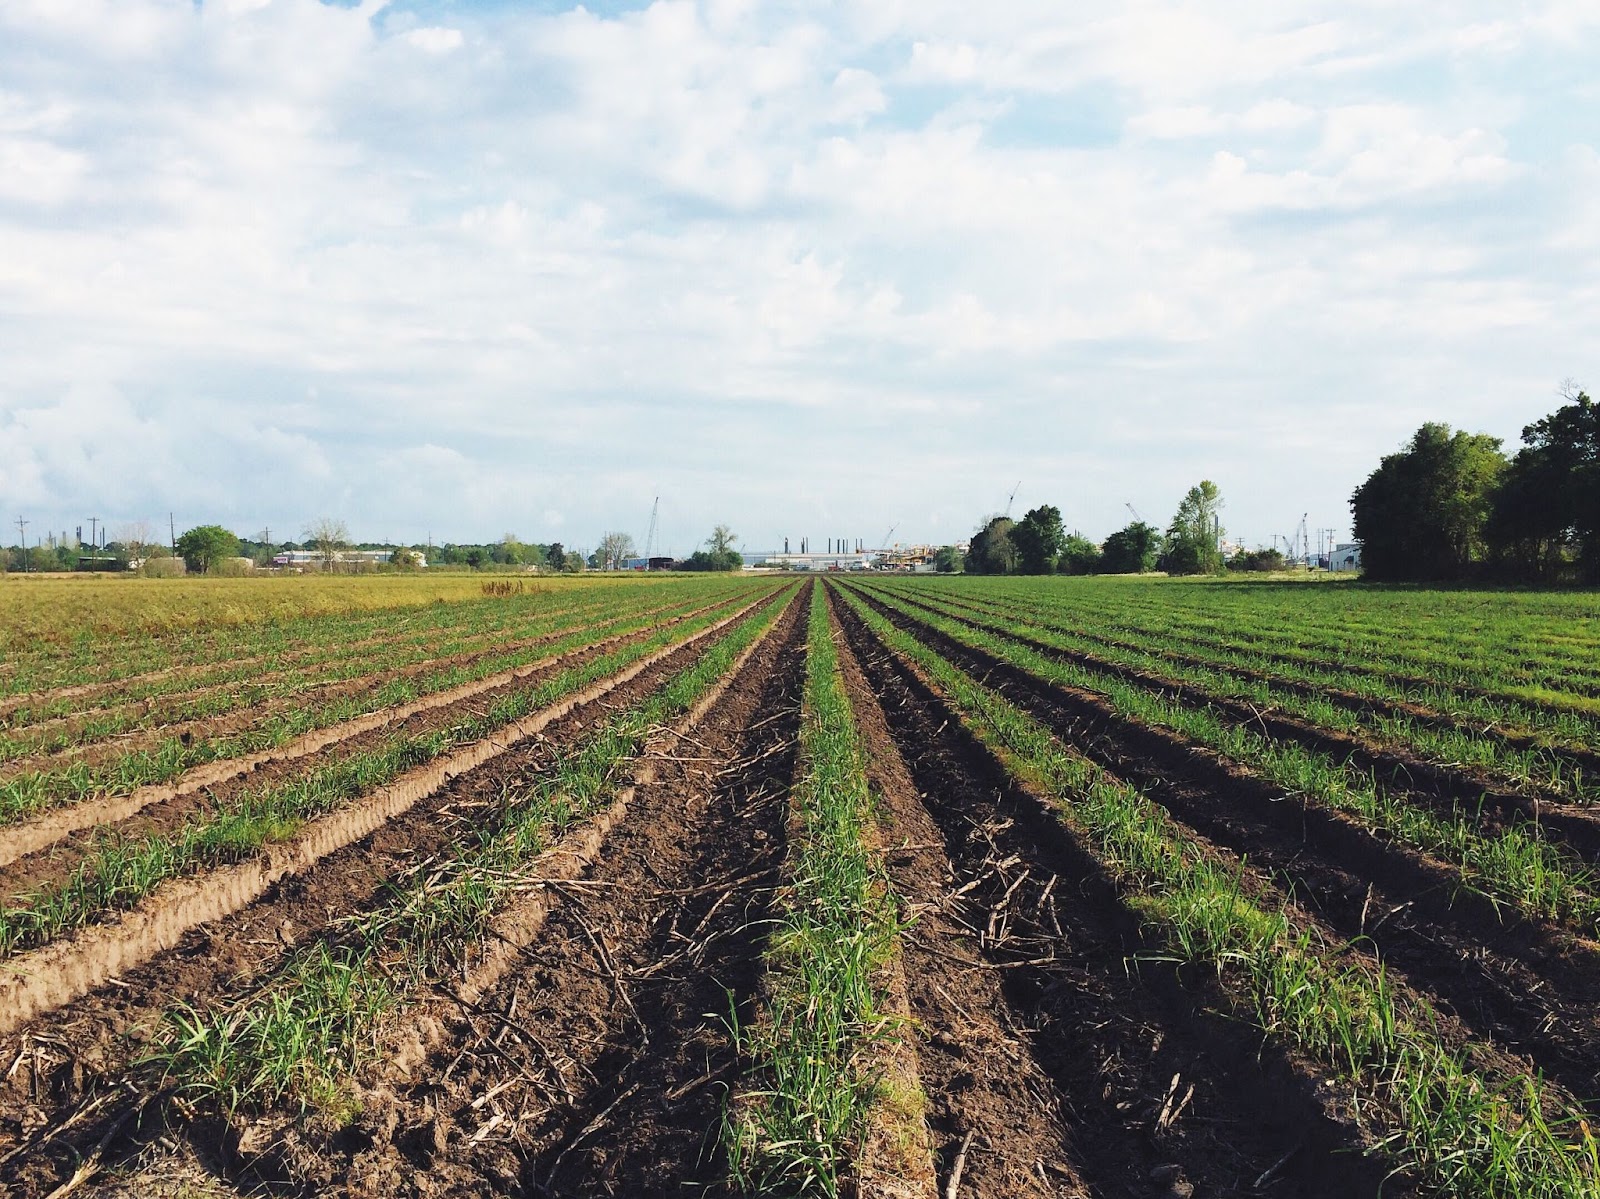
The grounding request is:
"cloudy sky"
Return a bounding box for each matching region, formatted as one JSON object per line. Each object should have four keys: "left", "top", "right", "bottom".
{"left": 1, "top": 0, "right": 1596, "bottom": 555}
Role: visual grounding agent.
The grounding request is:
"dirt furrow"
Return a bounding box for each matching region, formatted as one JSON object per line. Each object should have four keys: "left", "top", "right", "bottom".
{"left": 874, "top": 587, "right": 1600, "bottom": 849}
{"left": 0, "top": 596, "right": 772, "bottom": 1040}
{"left": 0, "top": 607, "right": 476, "bottom": 719}
{"left": 0, "top": 595, "right": 743, "bottom": 874}
{"left": 0, "top": 604, "right": 737, "bottom": 901}
{"left": 834, "top": 586, "right": 1398, "bottom": 1199}
{"left": 0, "top": 602, "right": 779, "bottom": 1198}
{"left": 917, "top": 588, "right": 1600, "bottom": 764}
{"left": 851, "top": 588, "right": 1600, "bottom": 1111}
{"left": 835, "top": 608, "right": 1090, "bottom": 1199}
{"left": 0, "top": 594, "right": 680, "bottom": 759}
{"left": 246, "top": 587, "right": 810, "bottom": 1198}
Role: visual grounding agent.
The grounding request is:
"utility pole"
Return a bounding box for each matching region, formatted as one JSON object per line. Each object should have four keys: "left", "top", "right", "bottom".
{"left": 169, "top": 512, "right": 177, "bottom": 557}
{"left": 15, "top": 517, "right": 28, "bottom": 573}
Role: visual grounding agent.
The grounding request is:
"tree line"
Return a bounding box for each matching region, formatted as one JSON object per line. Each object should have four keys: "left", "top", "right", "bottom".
{"left": 960, "top": 481, "right": 1232, "bottom": 576}
{"left": 3, "top": 520, "right": 750, "bottom": 576}
{"left": 1351, "top": 387, "right": 1599, "bottom": 583}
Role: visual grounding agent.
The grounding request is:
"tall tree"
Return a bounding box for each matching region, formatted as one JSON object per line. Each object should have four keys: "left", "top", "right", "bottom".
{"left": 1100, "top": 521, "right": 1160, "bottom": 573}
{"left": 493, "top": 533, "right": 531, "bottom": 565}
{"left": 1488, "top": 389, "right": 1600, "bottom": 582}
{"left": 964, "top": 516, "right": 1016, "bottom": 575}
{"left": 1351, "top": 423, "right": 1505, "bottom": 582}
{"left": 303, "top": 517, "right": 350, "bottom": 573}
{"left": 597, "top": 531, "right": 636, "bottom": 570}
{"left": 1011, "top": 505, "right": 1067, "bottom": 574}
{"left": 175, "top": 525, "right": 240, "bottom": 574}
{"left": 545, "top": 541, "right": 565, "bottom": 571}
{"left": 683, "top": 527, "right": 742, "bottom": 571}
{"left": 1160, "top": 481, "right": 1225, "bottom": 575}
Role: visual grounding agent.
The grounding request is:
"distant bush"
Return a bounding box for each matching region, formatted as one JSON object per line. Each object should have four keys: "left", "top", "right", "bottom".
{"left": 1228, "top": 547, "right": 1287, "bottom": 572}
{"left": 680, "top": 549, "right": 742, "bottom": 572}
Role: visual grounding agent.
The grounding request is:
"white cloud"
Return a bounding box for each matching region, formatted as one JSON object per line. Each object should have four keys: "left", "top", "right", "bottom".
{"left": 0, "top": 0, "right": 1592, "bottom": 548}
{"left": 404, "top": 26, "right": 463, "bottom": 54}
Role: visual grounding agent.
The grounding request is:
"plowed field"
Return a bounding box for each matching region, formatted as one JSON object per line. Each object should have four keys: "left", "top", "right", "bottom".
{"left": 3, "top": 573, "right": 1597, "bottom": 1198}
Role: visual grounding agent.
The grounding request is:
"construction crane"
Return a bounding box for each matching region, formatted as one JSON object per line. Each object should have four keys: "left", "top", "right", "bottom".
{"left": 1125, "top": 502, "right": 1144, "bottom": 523}
{"left": 1004, "top": 481, "right": 1022, "bottom": 518}
{"left": 878, "top": 524, "right": 897, "bottom": 552}
{"left": 643, "top": 497, "right": 659, "bottom": 563}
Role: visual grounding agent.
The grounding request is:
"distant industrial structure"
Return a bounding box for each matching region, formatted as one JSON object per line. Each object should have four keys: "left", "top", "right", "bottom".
{"left": 760, "top": 550, "right": 876, "bottom": 571}
{"left": 270, "top": 550, "right": 426, "bottom": 569}
{"left": 1328, "top": 542, "right": 1363, "bottom": 572}
{"left": 754, "top": 536, "right": 951, "bottom": 572}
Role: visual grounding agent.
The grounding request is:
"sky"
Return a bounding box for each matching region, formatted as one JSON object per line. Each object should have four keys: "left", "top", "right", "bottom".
{"left": 1, "top": 0, "right": 1597, "bottom": 557}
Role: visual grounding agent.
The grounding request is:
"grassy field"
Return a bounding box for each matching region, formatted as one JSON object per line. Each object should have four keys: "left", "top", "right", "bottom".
{"left": 0, "top": 571, "right": 659, "bottom": 652}
{"left": 3, "top": 573, "right": 1599, "bottom": 1198}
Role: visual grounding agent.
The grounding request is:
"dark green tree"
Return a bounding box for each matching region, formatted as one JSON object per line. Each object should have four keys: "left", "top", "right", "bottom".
{"left": 1058, "top": 532, "right": 1102, "bottom": 575}
{"left": 545, "top": 542, "right": 565, "bottom": 571}
{"left": 1351, "top": 423, "right": 1505, "bottom": 582}
{"left": 175, "top": 525, "right": 240, "bottom": 574}
{"left": 1487, "top": 390, "right": 1600, "bottom": 582}
{"left": 1100, "top": 521, "right": 1160, "bottom": 573}
{"left": 1160, "top": 481, "right": 1225, "bottom": 575}
{"left": 964, "top": 516, "right": 1016, "bottom": 575}
{"left": 680, "top": 527, "right": 742, "bottom": 571}
{"left": 933, "top": 545, "right": 963, "bottom": 573}
{"left": 1011, "top": 505, "right": 1067, "bottom": 574}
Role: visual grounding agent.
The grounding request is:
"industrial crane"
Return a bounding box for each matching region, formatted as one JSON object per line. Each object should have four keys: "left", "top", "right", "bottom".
{"left": 1125, "top": 502, "right": 1144, "bottom": 523}
{"left": 643, "top": 497, "right": 660, "bottom": 563}
{"left": 878, "top": 524, "right": 897, "bottom": 552}
{"left": 1004, "top": 481, "right": 1022, "bottom": 517}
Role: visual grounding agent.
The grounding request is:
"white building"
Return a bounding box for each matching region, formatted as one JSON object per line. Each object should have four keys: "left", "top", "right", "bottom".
{"left": 760, "top": 552, "right": 877, "bottom": 571}
{"left": 1328, "top": 542, "right": 1363, "bottom": 572}
{"left": 270, "top": 549, "right": 427, "bottom": 569}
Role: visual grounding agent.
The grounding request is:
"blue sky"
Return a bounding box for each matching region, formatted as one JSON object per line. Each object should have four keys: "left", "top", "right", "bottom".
{"left": 1, "top": 0, "right": 1596, "bottom": 556}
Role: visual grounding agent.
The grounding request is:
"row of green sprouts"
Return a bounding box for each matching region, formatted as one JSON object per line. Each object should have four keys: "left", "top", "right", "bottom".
{"left": 723, "top": 582, "right": 909, "bottom": 1197}
{"left": 153, "top": 591, "right": 790, "bottom": 1114}
{"left": 0, "top": 586, "right": 745, "bottom": 823}
{"left": 0, "top": 595, "right": 763, "bottom": 961}
{"left": 857, "top": 583, "right": 1600, "bottom": 934}
{"left": 887, "top": 582, "right": 1598, "bottom": 798}
{"left": 838, "top": 582, "right": 1600, "bottom": 1199}
{"left": 0, "top": 586, "right": 658, "bottom": 752}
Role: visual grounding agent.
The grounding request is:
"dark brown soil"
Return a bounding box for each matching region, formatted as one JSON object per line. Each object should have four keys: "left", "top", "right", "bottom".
{"left": 0, "top": 596, "right": 680, "bottom": 734}
{"left": 901, "top": 587, "right": 1600, "bottom": 852}
{"left": 263, "top": 587, "right": 812, "bottom": 1198}
{"left": 846, "top": 586, "right": 1600, "bottom": 1118}
{"left": 830, "top": 584, "right": 1403, "bottom": 1199}
{"left": 0, "top": 597, "right": 784, "bottom": 1198}
{"left": 834, "top": 608, "right": 1091, "bottom": 1198}
{"left": 0, "top": 608, "right": 603, "bottom": 756}
{"left": 927, "top": 588, "right": 1600, "bottom": 761}
{"left": 0, "top": 594, "right": 733, "bottom": 782}
{"left": 0, "top": 597, "right": 748, "bottom": 905}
